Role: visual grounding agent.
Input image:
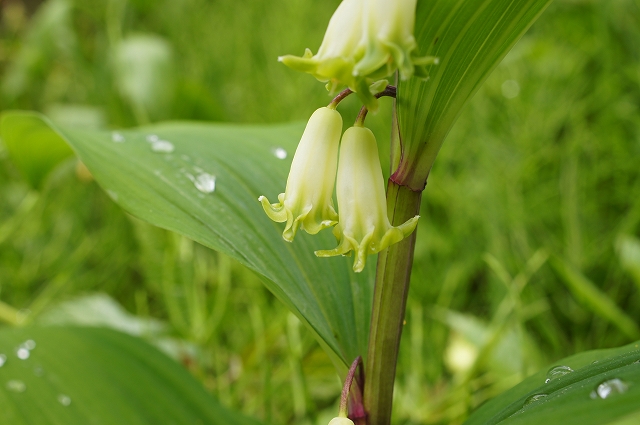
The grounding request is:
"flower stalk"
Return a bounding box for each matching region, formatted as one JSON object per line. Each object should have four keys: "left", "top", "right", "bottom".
{"left": 362, "top": 95, "right": 422, "bottom": 425}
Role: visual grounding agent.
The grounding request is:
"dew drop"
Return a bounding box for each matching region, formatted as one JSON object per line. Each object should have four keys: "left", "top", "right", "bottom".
{"left": 16, "top": 348, "right": 30, "bottom": 360}
{"left": 6, "top": 380, "right": 26, "bottom": 393}
{"left": 590, "top": 378, "right": 629, "bottom": 399}
{"left": 523, "top": 393, "right": 547, "bottom": 406}
{"left": 146, "top": 134, "right": 159, "bottom": 143}
{"left": 0, "top": 354, "right": 6, "bottom": 367}
{"left": 111, "top": 132, "right": 125, "bottom": 143}
{"left": 633, "top": 359, "right": 640, "bottom": 364}
{"left": 273, "top": 147, "right": 288, "bottom": 159}
{"left": 57, "top": 394, "right": 71, "bottom": 406}
{"left": 193, "top": 173, "right": 216, "bottom": 194}
{"left": 150, "top": 140, "right": 175, "bottom": 153}
{"left": 545, "top": 365, "right": 574, "bottom": 383}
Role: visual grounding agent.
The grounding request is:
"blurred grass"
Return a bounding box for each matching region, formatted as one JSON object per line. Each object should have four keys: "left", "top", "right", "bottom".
{"left": 0, "top": 0, "right": 639, "bottom": 424}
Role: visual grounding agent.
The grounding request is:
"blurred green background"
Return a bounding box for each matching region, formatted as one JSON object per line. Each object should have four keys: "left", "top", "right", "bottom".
{"left": 0, "top": 0, "right": 639, "bottom": 424}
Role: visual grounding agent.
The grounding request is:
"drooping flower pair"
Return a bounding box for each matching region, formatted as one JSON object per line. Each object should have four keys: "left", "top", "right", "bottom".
{"left": 259, "top": 107, "right": 419, "bottom": 273}
{"left": 279, "top": 0, "right": 435, "bottom": 110}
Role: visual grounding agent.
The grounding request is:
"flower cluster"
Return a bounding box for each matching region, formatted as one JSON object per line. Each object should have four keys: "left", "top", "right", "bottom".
{"left": 259, "top": 106, "right": 419, "bottom": 273}
{"left": 260, "top": 0, "right": 425, "bottom": 272}
{"left": 279, "top": 0, "right": 435, "bottom": 110}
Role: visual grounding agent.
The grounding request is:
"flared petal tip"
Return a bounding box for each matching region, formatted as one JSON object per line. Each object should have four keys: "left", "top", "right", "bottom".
{"left": 258, "top": 194, "right": 288, "bottom": 223}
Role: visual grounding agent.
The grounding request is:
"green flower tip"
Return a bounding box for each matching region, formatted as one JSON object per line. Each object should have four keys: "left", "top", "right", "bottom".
{"left": 315, "top": 126, "right": 419, "bottom": 272}
{"left": 328, "top": 417, "right": 355, "bottom": 425}
{"left": 259, "top": 107, "right": 342, "bottom": 242}
{"left": 280, "top": 0, "right": 428, "bottom": 107}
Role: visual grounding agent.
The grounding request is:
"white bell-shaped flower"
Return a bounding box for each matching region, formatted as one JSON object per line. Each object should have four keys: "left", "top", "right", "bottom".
{"left": 316, "top": 125, "right": 419, "bottom": 272}
{"left": 259, "top": 107, "right": 342, "bottom": 242}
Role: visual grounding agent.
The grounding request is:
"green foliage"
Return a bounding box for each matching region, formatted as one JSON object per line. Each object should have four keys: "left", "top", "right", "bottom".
{"left": 465, "top": 341, "right": 640, "bottom": 425}
{"left": 0, "top": 0, "right": 639, "bottom": 424}
{"left": 397, "top": 0, "right": 552, "bottom": 189}
{"left": 0, "top": 325, "right": 261, "bottom": 425}
{"left": 0, "top": 112, "right": 374, "bottom": 367}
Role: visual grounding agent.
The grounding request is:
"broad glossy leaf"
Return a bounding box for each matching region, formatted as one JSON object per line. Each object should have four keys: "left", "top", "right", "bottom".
{"left": 0, "top": 326, "right": 261, "bottom": 425}
{"left": 396, "top": 0, "right": 553, "bottom": 189}
{"left": 464, "top": 341, "right": 640, "bottom": 425}
{"left": 0, "top": 112, "right": 374, "bottom": 368}
{"left": 0, "top": 112, "right": 74, "bottom": 189}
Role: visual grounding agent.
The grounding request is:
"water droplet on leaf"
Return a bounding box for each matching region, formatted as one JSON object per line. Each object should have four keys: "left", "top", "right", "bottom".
{"left": 545, "top": 365, "right": 574, "bottom": 383}
{"left": 16, "top": 348, "right": 29, "bottom": 360}
{"left": 112, "top": 132, "right": 125, "bottom": 143}
{"left": 591, "top": 378, "right": 628, "bottom": 399}
{"left": 0, "top": 354, "right": 6, "bottom": 367}
{"left": 186, "top": 172, "right": 215, "bottom": 194}
{"left": 150, "top": 140, "right": 174, "bottom": 153}
{"left": 523, "top": 393, "right": 547, "bottom": 406}
{"left": 57, "top": 394, "right": 71, "bottom": 406}
{"left": 193, "top": 173, "right": 216, "bottom": 193}
{"left": 6, "top": 380, "right": 26, "bottom": 393}
{"left": 273, "top": 147, "right": 287, "bottom": 159}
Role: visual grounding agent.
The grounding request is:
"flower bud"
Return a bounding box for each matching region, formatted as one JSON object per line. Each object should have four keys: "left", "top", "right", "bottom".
{"left": 315, "top": 126, "right": 419, "bottom": 272}
{"left": 328, "top": 417, "right": 355, "bottom": 425}
{"left": 259, "top": 107, "right": 342, "bottom": 242}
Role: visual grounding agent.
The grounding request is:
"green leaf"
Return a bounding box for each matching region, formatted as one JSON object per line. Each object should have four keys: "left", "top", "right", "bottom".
{"left": 0, "top": 112, "right": 74, "bottom": 189}
{"left": 395, "top": 0, "right": 553, "bottom": 189}
{"left": 464, "top": 341, "right": 640, "bottom": 425}
{"left": 0, "top": 325, "right": 261, "bottom": 425}
{"left": 0, "top": 112, "right": 374, "bottom": 369}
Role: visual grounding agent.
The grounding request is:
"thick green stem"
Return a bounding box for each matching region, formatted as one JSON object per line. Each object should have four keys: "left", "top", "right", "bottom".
{"left": 363, "top": 181, "right": 421, "bottom": 425}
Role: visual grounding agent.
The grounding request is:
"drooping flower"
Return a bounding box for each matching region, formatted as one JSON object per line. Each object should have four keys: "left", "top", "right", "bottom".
{"left": 278, "top": 0, "right": 365, "bottom": 93}
{"left": 354, "top": 0, "right": 422, "bottom": 81}
{"left": 259, "top": 107, "right": 342, "bottom": 242}
{"left": 315, "top": 125, "right": 419, "bottom": 272}
{"left": 279, "top": 0, "right": 433, "bottom": 110}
